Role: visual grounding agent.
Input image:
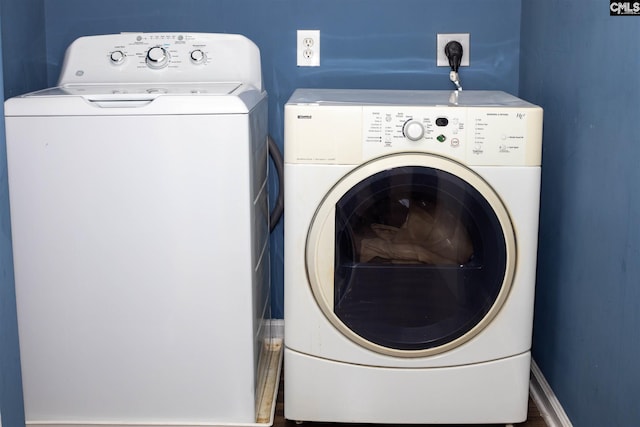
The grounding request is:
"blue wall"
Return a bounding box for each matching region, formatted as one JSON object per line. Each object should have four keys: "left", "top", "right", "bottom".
{"left": 520, "top": 2, "right": 640, "bottom": 426}
{"left": 0, "top": 36, "right": 25, "bottom": 427}
{"left": 0, "top": 0, "right": 43, "bottom": 424}
{"left": 0, "top": 0, "right": 46, "bottom": 97}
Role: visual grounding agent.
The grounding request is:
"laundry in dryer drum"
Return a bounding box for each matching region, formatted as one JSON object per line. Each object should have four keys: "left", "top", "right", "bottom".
{"left": 358, "top": 202, "right": 473, "bottom": 265}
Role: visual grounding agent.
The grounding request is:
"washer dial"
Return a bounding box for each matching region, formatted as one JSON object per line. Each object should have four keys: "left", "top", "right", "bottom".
{"left": 190, "top": 49, "right": 206, "bottom": 64}
{"left": 146, "top": 46, "right": 170, "bottom": 69}
{"left": 109, "top": 50, "right": 125, "bottom": 65}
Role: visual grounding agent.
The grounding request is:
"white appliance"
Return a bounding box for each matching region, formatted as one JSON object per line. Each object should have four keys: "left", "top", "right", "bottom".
{"left": 5, "top": 33, "right": 274, "bottom": 426}
{"left": 284, "top": 89, "right": 543, "bottom": 424}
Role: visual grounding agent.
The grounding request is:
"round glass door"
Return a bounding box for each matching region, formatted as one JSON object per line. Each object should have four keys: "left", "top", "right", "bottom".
{"left": 306, "top": 153, "right": 516, "bottom": 357}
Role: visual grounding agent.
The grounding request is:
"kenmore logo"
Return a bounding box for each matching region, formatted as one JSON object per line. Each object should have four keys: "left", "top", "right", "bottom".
{"left": 297, "top": 115, "right": 312, "bottom": 119}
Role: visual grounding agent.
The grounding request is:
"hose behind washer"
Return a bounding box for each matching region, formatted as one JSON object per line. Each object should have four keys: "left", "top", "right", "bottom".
{"left": 268, "top": 135, "right": 284, "bottom": 232}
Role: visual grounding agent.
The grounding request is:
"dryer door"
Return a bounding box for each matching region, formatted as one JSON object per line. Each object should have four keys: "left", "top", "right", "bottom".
{"left": 306, "top": 153, "right": 516, "bottom": 357}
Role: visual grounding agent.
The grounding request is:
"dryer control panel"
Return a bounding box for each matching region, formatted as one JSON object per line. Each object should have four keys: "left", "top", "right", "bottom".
{"left": 284, "top": 89, "right": 543, "bottom": 167}
{"left": 362, "top": 106, "right": 539, "bottom": 166}
{"left": 363, "top": 107, "right": 466, "bottom": 161}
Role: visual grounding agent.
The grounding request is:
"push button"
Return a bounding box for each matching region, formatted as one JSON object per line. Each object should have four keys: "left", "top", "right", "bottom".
{"left": 435, "top": 117, "right": 449, "bottom": 127}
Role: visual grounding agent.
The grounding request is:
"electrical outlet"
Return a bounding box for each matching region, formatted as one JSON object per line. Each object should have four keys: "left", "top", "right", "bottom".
{"left": 297, "top": 30, "right": 320, "bottom": 67}
{"left": 437, "top": 33, "right": 470, "bottom": 67}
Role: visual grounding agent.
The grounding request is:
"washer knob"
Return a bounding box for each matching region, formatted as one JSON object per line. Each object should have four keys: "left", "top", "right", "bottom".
{"left": 109, "top": 50, "right": 125, "bottom": 65}
{"left": 190, "top": 49, "right": 206, "bottom": 64}
{"left": 403, "top": 120, "right": 425, "bottom": 141}
{"left": 146, "top": 46, "right": 170, "bottom": 69}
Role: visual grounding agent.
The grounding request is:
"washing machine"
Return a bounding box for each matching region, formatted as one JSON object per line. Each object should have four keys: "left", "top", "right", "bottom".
{"left": 5, "top": 33, "right": 275, "bottom": 426}
{"left": 284, "top": 89, "right": 543, "bottom": 424}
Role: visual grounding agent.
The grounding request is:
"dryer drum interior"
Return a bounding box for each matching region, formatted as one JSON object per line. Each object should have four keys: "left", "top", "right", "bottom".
{"left": 306, "top": 156, "right": 517, "bottom": 357}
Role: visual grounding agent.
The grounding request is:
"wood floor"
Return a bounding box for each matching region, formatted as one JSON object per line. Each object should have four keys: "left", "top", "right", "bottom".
{"left": 272, "top": 369, "right": 548, "bottom": 427}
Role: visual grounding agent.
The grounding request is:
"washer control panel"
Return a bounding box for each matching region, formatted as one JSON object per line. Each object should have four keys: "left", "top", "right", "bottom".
{"left": 102, "top": 34, "right": 210, "bottom": 70}
{"left": 57, "top": 32, "right": 263, "bottom": 90}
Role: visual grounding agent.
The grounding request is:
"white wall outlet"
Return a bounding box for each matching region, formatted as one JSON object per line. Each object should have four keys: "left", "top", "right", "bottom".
{"left": 437, "top": 33, "right": 470, "bottom": 67}
{"left": 297, "top": 30, "right": 320, "bottom": 67}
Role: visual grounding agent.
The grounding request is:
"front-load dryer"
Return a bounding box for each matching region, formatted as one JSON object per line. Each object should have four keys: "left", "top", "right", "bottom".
{"left": 284, "top": 89, "right": 543, "bottom": 424}
{"left": 5, "top": 33, "right": 273, "bottom": 426}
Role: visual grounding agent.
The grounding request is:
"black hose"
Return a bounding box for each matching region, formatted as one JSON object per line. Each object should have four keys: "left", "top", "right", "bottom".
{"left": 268, "top": 135, "right": 284, "bottom": 232}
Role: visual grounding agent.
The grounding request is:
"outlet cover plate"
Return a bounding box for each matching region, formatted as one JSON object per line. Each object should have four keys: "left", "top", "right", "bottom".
{"left": 437, "top": 33, "right": 470, "bottom": 67}
{"left": 297, "top": 30, "right": 320, "bottom": 67}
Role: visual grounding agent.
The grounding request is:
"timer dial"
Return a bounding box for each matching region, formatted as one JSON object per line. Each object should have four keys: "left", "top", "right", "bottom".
{"left": 146, "top": 46, "right": 170, "bottom": 69}
{"left": 403, "top": 119, "right": 425, "bottom": 141}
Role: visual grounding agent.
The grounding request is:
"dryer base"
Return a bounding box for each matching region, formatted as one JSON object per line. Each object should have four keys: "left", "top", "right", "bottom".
{"left": 284, "top": 348, "right": 530, "bottom": 424}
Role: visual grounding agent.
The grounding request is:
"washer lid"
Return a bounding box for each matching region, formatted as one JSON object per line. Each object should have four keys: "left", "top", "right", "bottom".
{"left": 27, "top": 82, "right": 242, "bottom": 98}
{"left": 4, "top": 82, "right": 264, "bottom": 116}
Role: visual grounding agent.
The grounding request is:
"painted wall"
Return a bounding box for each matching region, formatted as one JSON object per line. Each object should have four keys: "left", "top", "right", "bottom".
{"left": 520, "top": 2, "right": 640, "bottom": 426}
{"left": 0, "top": 39, "right": 25, "bottom": 427}
{"left": 0, "top": 78, "right": 23, "bottom": 426}
{"left": 0, "top": 0, "right": 43, "bottom": 424}
{"left": 0, "top": 0, "right": 47, "bottom": 97}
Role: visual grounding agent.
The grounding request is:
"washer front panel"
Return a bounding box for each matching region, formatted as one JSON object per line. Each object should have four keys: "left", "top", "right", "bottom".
{"left": 305, "top": 153, "right": 516, "bottom": 358}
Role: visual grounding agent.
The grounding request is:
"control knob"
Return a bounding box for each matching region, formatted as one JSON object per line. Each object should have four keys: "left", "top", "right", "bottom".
{"left": 190, "top": 49, "right": 206, "bottom": 64}
{"left": 109, "top": 50, "right": 125, "bottom": 65}
{"left": 403, "top": 119, "right": 425, "bottom": 141}
{"left": 146, "top": 46, "right": 170, "bottom": 69}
